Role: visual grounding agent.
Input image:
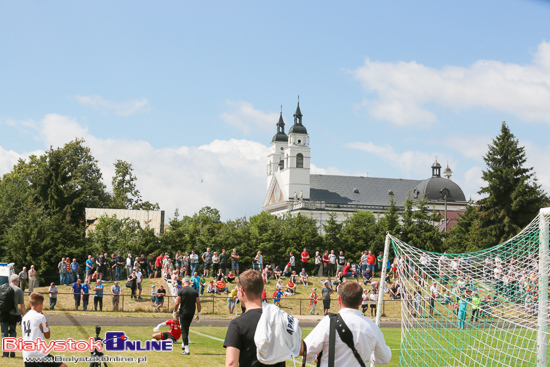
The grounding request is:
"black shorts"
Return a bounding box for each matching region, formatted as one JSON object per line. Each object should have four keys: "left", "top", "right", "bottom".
{"left": 161, "top": 332, "right": 177, "bottom": 342}
{"left": 323, "top": 300, "right": 330, "bottom": 310}
{"left": 24, "top": 354, "right": 63, "bottom": 367}
{"left": 370, "top": 304, "right": 377, "bottom": 309}
{"left": 156, "top": 265, "right": 161, "bottom": 271}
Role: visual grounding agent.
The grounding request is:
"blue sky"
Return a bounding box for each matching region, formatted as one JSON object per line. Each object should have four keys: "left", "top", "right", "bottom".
{"left": 1, "top": 1, "right": 550, "bottom": 220}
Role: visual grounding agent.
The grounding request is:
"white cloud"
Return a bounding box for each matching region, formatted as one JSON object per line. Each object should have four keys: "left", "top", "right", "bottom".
{"left": 28, "top": 114, "right": 270, "bottom": 220}
{"left": 351, "top": 41, "right": 550, "bottom": 126}
{"left": 75, "top": 95, "right": 150, "bottom": 116}
{"left": 220, "top": 100, "right": 279, "bottom": 134}
{"left": 310, "top": 164, "right": 349, "bottom": 176}
{"left": 459, "top": 166, "right": 485, "bottom": 202}
{"left": 444, "top": 134, "right": 492, "bottom": 161}
{"left": 524, "top": 141, "right": 550, "bottom": 193}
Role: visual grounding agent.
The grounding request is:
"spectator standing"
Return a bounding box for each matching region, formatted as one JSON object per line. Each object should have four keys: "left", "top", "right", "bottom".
{"left": 304, "top": 282, "right": 391, "bottom": 366}
{"left": 70, "top": 259, "right": 80, "bottom": 283}
{"left": 125, "top": 253, "right": 133, "bottom": 279}
{"left": 111, "top": 281, "right": 121, "bottom": 311}
{"left": 322, "top": 251, "right": 330, "bottom": 277}
{"left": 367, "top": 251, "right": 376, "bottom": 276}
{"left": 337, "top": 251, "right": 346, "bottom": 275}
{"left": 128, "top": 270, "right": 137, "bottom": 300}
{"left": 110, "top": 254, "right": 117, "bottom": 281}
{"left": 360, "top": 250, "right": 368, "bottom": 272}
{"left": 150, "top": 285, "right": 156, "bottom": 307}
{"left": 156, "top": 285, "right": 166, "bottom": 311}
{"left": 175, "top": 251, "right": 182, "bottom": 272}
{"left": 147, "top": 254, "right": 155, "bottom": 278}
{"left": 212, "top": 251, "right": 219, "bottom": 275}
{"left": 85, "top": 256, "right": 94, "bottom": 282}
{"left": 377, "top": 252, "right": 384, "bottom": 275}
{"left": 301, "top": 248, "right": 310, "bottom": 273}
{"left": 28, "top": 265, "right": 37, "bottom": 293}
{"left": 289, "top": 252, "right": 295, "bottom": 272}
{"left": 82, "top": 279, "right": 90, "bottom": 310}
{"left": 96, "top": 254, "right": 105, "bottom": 281}
{"left": 314, "top": 252, "right": 322, "bottom": 276}
{"left": 254, "top": 251, "right": 263, "bottom": 271}
{"left": 48, "top": 282, "right": 58, "bottom": 310}
{"left": 154, "top": 253, "right": 162, "bottom": 278}
{"left": 202, "top": 248, "right": 213, "bottom": 277}
{"left": 182, "top": 252, "right": 190, "bottom": 276}
{"left": 189, "top": 250, "right": 199, "bottom": 276}
{"left": 310, "top": 288, "right": 318, "bottom": 315}
{"left": 139, "top": 254, "right": 147, "bottom": 276}
{"left": 321, "top": 280, "right": 333, "bottom": 315}
{"left": 116, "top": 252, "right": 124, "bottom": 280}
{"left": 219, "top": 249, "right": 229, "bottom": 276}
{"left": 72, "top": 279, "right": 82, "bottom": 310}
{"left": 18, "top": 267, "right": 28, "bottom": 293}
{"left": 231, "top": 249, "right": 240, "bottom": 275}
{"left": 93, "top": 280, "right": 104, "bottom": 311}
{"left": 136, "top": 268, "right": 143, "bottom": 300}
{"left": 0, "top": 274, "right": 25, "bottom": 358}
{"left": 59, "top": 258, "right": 68, "bottom": 285}
{"left": 174, "top": 277, "right": 201, "bottom": 355}
{"left": 329, "top": 250, "right": 337, "bottom": 277}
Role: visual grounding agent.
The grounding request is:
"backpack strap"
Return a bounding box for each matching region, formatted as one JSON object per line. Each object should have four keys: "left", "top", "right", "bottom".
{"left": 327, "top": 313, "right": 337, "bottom": 367}
{"left": 334, "top": 313, "right": 366, "bottom": 367}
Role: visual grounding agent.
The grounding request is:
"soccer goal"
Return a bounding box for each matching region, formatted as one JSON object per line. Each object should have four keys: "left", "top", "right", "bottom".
{"left": 379, "top": 207, "right": 549, "bottom": 367}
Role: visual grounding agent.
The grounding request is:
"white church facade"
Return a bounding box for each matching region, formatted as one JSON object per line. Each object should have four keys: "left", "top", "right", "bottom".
{"left": 262, "top": 102, "right": 468, "bottom": 232}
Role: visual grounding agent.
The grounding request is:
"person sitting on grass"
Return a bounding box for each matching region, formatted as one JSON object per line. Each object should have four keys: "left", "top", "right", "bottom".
{"left": 283, "top": 263, "right": 292, "bottom": 278}
{"left": 151, "top": 285, "right": 157, "bottom": 307}
{"left": 342, "top": 262, "right": 353, "bottom": 279}
{"left": 299, "top": 268, "right": 309, "bottom": 286}
{"left": 190, "top": 272, "right": 201, "bottom": 291}
{"left": 290, "top": 270, "right": 298, "bottom": 285}
{"left": 227, "top": 271, "right": 236, "bottom": 283}
{"left": 442, "top": 289, "right": 453, "bottom": 305}
{"left": 389, "top": 283, "right": 399, "bottom": 300}
{"left": 216, "top": 279, "right": 228, "bottom": 293}
{"left": 284, "top": 279, "right": 296, "bottom": 296}
{"left": 152, "top": 311, "right": 181, "bottom": 343}
{"left": 272, "top": 289, "right": 283, "bottom": 307}
{"left": 273, "top": 266, "right": 282, "bottom": 280}
{"left": 207, "top": 280, "right": 219, "bottom": 294}
{"left": 264, "top": 264, "right": 273, "bottom": 280}
{"left": 199, "top": 275, "right": 206, "bottom": 296}
{"left": 155, "top": 285, "right": 166, "bottom": 311}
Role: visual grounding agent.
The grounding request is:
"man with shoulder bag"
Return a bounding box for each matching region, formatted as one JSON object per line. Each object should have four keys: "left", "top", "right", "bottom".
{"left": 303, "top": 282, "right": 391, "bottom": 367}
{"left": 0, "top": 274, "right": 26, "bottom": 358}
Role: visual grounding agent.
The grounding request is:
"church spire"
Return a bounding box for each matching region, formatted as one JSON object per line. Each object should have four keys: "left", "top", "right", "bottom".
{"left": 277, "top": 111, "right": 285, "bottom": 133}
{"left": 293, "top": 98, "right": 303, "bottom": 125}
{"left": 271, "top": 108, "right": 288, "bottom": 143}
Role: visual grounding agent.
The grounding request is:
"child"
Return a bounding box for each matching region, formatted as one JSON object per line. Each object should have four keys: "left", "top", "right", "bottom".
{"left": 228, "top": 286, "right": 238, "bottom": 314}
{"left": 272, "top": 290, "right": 283, "bottom": 307}
{"left": 369, "top": 289, "right": 378, "bottom": 317}
{"left": 458, "top": 295, "right": 468, "bottom": 329}
{"left": 152, "top": 311, "right": 182, "bottom": 343}
{"left": 310, "top": 288, "right": 318, "bottom": 315}
{"left": 151, "top": 285, "right": 157, "bottom": 307}
{"left": 361, "top": 289, "right": 369, "bottom": 315}
{"left": 22, "top": 292, "right": 68, "bottom": 367}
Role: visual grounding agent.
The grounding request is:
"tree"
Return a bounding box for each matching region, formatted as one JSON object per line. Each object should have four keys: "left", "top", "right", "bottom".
{"left": 444, "top": 202, "right": 489, "bottom": 253}
{"left": 323, "top": 212, "right": 343, "bottom": 252}
{"left": 478, "top": 122, "right": 547, "bottom": 245}
{"left": 340, "top": 211, "right": 379, "bottom": 261}
{"left": 111, "top": 160, "right": 142, "bottom": 209}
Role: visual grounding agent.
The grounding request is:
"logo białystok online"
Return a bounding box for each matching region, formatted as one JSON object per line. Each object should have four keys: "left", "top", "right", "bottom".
{"left": 103, "top": 332, "right": 172, "bottom": 351}
{"left": 2, "top": 331, "right": 172, "bottom": 353}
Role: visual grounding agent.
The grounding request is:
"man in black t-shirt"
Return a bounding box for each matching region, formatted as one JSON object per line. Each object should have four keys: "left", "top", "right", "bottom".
{"left": 147, "top": 254, "right": 154, "bottom": 278}
{"left": 224, "top": 270, "right": 287, "bottom": 367}
{"left": 109, "top": 254, "right": 117, "bottom": 281}
{"left": 174, "top": 278, "right": 201, "bottom": 356}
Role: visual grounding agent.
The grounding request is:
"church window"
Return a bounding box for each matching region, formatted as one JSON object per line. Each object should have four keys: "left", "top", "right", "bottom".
{"left": 296, "top": 153, "right": 304, "bottom": 168}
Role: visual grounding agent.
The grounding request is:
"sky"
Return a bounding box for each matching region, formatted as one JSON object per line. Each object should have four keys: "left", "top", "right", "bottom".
{"left": 1, "top": 1, "right": 550, "bottom": 221}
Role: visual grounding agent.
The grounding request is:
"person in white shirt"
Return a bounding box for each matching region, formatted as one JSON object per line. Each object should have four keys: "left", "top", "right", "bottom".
{"left": 135, "top": 269, "right": 143, "bottom": 300}
{"left": 328, "top": 250, "right": 337, "bottom": 277}
{"left": 304, "top": 282, "right": 391, "bottom": 366}
{"left": 22, "top": 292, "right": 67, "bottom": 367}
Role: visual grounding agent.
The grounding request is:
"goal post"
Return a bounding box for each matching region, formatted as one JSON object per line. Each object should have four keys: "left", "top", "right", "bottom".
{"left": 538, "top": 208, "right": 549, "bottom": 367}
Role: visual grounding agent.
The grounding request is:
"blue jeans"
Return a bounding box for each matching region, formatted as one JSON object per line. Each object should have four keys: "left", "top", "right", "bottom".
{"left": 59, "top": 273, "right": 65, "bottom": 285}
{"left": 368, "top": 264, "right": 375, "bottom": 274}
{"left": 190, "top": 263, "right": 198, "bottom": 275}
{"left": 116, "top": 266, "right": 122, "bottom": 280}
{"left": 50, "top": 297, "right": 57, "bottom": 310}
{"left": 65, "top": 273, "right": 72, "bottom": 285}
{"left": 1, "top": 322, "right": 16, "bottom": 357}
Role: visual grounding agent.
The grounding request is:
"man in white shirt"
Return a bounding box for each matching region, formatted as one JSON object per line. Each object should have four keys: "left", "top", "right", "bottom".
{"left": 135, "top": 269, "right": 143, "bottom": 300}
{"left": 22, "top": 292, "right": 67, "bottom": 367}
{"left": 125, "top": 253, "right": 133, "bottom": 279}
{"left": 328, "top": 250, "right": 337, "bottom": 277}
{"left": 304, "top": 282, "right": 391, "bottom": 366}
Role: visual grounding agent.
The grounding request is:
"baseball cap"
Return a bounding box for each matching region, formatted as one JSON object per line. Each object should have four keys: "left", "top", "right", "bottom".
{"left": 312, "top": 288, "right": 317, "bottom": 290}
{"left": 151, "top": 285, "right": 155, "bottom": 288}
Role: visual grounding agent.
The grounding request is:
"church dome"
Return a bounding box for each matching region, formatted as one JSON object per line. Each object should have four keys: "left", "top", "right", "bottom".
{"left": 413, "top": 176, "right": 466, "bottom": 202}
{"left": 272, "top": 131, "right": 288, "bottom": 143}
{"left": 288, "top": 124, "right": 308, "bottom": 134}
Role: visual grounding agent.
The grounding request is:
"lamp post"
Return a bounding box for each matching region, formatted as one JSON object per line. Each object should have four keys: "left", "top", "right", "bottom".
{"left": 440, "top": 188, "right": 450, "bottom": 232}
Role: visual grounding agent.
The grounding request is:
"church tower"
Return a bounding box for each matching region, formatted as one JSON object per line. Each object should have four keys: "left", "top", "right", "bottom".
{"left": 280, "top": 100, "right": 311, "bottom": 201}
{"left": 266, "top": 111, "right": 288, "bottom": 190}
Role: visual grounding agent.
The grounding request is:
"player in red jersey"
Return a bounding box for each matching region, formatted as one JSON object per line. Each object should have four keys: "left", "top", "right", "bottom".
{"left": 152, "top": 312, "right": 182, "bottom": 342}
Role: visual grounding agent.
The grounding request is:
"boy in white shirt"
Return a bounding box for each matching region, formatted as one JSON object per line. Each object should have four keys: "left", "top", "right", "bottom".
{"left": 22, "top": 292, "right": 67, "bottom": 367}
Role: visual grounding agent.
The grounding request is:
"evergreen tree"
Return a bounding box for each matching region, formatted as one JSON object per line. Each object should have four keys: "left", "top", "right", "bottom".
{"left": 478, "top": 122, "right": 547, "bottom": 245}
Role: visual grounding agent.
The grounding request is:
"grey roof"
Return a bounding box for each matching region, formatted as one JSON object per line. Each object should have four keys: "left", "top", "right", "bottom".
{"left": 310, "top": 175, "right": 422, "bottom": 207}
{"left": 413, "top": 177, "right": 466, "bottom": 202}
{"left": 289, "top": 124, "right": 308, "bottom": 134}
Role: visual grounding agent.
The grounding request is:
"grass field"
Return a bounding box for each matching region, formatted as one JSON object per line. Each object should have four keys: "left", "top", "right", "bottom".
{"left": 1, "top": 325, "right": 403, "bottom": 366}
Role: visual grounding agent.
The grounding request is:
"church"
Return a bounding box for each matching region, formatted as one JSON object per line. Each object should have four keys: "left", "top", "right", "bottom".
{"left": 262, "top": 102, "right": 468, "bottom": 232}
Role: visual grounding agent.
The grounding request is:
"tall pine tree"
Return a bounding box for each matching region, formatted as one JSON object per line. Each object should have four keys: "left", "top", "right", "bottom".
{"left": 478, "top": 122, "right": 547, "bottom": 246}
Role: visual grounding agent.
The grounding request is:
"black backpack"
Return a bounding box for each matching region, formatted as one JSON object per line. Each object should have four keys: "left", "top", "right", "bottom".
{"left": 0, "top": 283, "right": 15, "bottom": 318}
